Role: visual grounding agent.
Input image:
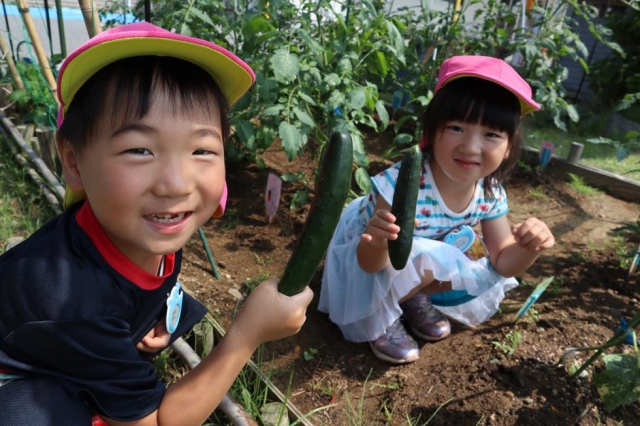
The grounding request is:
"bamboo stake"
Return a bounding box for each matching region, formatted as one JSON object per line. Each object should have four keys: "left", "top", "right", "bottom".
{"left": 0, "top": 111, "right": 65, "bottom": 203}
{"left": 171, "top": 338, "right": 259, "bottom": 426}
{"left": 0, "top": 32, "right": 24, "bottom": 90}
{"left": 78, "top": 0, "right": 102, "bottom": 38}
{"left": 15, "top": 0, "right": 57, "bottom": 93}
{"left": 54, "top": 0, "right": 67, "bottom": 58}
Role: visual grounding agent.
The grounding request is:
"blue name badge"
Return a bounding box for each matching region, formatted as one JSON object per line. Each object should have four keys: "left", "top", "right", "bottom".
{"left": 166, "top": 282, "right": 183, "bottom": 334}
{"left": 443, "top": 225, "right": 475, "bottom": 253}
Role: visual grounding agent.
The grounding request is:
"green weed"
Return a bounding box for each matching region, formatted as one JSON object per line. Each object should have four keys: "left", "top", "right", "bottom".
{"left": 567, "top": 173, "right": 601, "bottom": 195}
{"left": 529, "top": 186, "right": 549, "bottom": 200}
{"left": 492, "top": 330, "right": 523, "bottom": 356}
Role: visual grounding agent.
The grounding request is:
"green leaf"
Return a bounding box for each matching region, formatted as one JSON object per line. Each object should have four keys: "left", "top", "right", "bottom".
{"left": 189, "top": 7, "right": 215, "bottom": 27}
{"left": 384, "top": 20, "right": 405, "bottom": 58}
{"left": 348, "top": 87, "right": 367, "bottom": 111}
{"left": 355, "top": 167, "right": 372, "bottom": 194}
{"left": 594, "top": 353, "right": 640, "bottom": 411}
{"left": 566, "top": 104, "right": 579, "bottom": 123}
{"left": 279, "top": 121, "right": 306, "bottom": 160}
{"left": 179, "top": 22, "right": 192, "bottom": 36}
{"left": 324, "top": 73, "right": 341, "bottom": 87}
{"left": 270, "top": 48, "right": 300, "bottom": 83}
{"left": 293, "top": 106, "right": 315, "bottom": 127}
{"left": 235, "top": 120, "right": 256, "bottom": 150}
{"left": 281, "top": 172, "right": 299, "bottom": 182}
{"left": 262, "top": 105, "right": 283, "bottom": 117}
{"left": 290, "top": 190, "right": 309, "bottom": 211}
{"left": 372, "top": 51, "right": 389, "bottom": 77}
{"left": 297, "top": 92, "right": 317, "bottom": 107}
{"left": 375, "top": 100, "right": 389, "bottom": 130}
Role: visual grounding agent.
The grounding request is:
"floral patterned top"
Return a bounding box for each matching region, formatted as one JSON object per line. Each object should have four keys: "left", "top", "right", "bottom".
{"left": 358, "top": 160, "right": 508, "bottom": 239}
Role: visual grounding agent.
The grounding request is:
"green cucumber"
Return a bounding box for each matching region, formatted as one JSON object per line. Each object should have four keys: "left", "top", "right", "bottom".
{"left": 388, "top": 144, "right": 422, "bottom": 270}
{"left": 278, "top": 130, "right": 353, "bottom": 296}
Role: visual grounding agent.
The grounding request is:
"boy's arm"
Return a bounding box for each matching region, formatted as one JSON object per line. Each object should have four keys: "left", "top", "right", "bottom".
{"left": 481, "top": 215, "right": 555, "bottom": 277}
{"left": 102, "top": 278, "right": 313, "bottom": 426}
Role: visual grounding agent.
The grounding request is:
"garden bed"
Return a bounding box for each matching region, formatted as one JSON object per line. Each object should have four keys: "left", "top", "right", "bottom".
{"left": 179, "top": 129, "right": 640, "bottom": 425}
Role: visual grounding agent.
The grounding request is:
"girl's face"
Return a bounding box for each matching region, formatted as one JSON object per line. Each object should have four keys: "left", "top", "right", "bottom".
{"left": 430, "top": 120, "right": 510, "bottom": 186}
{"left": 64, "top": 91, "right": 225, "bottom": 274}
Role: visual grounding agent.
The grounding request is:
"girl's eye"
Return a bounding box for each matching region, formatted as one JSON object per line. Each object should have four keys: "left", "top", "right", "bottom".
{"left": 486, "top": 132, "right": 507, "bottom": 139}
{"left": 447, "top": 125, "right": 463, "bottom": 132}
{"left": 193, "top": 149, "right": 215, "bottom": 156}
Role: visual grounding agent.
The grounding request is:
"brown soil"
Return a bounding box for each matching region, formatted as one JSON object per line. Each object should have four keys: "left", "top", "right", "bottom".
{"left": 180, "top": 130, "right": 640, "bottom": 426}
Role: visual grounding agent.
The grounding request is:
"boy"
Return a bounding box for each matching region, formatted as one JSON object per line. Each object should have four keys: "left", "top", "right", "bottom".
{"left": 0, "top": 22, "right": 312, "bottom": 426}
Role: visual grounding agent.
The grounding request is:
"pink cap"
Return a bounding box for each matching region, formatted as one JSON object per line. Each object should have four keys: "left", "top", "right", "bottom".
{"left": 434, "top": 55, "right": 540, "bottom": 115}
{"left": 56, "top": 22, "right": 255, "bottom": 128}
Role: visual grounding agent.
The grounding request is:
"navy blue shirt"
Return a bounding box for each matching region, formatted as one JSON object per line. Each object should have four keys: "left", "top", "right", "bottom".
{"left": 0, "top": 201, "right": 207, "bottom": 421}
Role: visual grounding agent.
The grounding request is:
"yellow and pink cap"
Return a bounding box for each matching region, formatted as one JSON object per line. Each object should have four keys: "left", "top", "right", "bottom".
{"left": 56, "top": 22, "right": 255, "bottom": 216}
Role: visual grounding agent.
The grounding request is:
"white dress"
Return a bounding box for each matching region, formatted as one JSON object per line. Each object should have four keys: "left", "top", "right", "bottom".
{"left": 318, "top": 160, "right": 518, "bottom": 342}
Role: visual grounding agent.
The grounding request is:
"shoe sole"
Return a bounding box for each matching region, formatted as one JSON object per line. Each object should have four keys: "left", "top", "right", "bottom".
{"left": 368, "top": 342, "right": 419, "bottom": 364}
{"left": 407, "top": 322, "right": 451, "bottom": 342}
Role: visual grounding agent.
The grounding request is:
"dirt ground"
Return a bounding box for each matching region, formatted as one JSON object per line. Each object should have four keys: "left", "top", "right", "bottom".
{"left": 179, "top": 130, "right": 640, "bottom": 426}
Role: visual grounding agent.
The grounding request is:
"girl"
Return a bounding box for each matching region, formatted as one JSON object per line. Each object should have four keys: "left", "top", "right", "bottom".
{"left": 319, "top": 55, "right": 555, "bottom": 364}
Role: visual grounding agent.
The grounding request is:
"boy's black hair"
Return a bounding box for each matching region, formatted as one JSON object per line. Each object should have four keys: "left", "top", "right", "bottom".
{"left": 420, "top": 77, "right": 522, "bottom": 199}
{"left": 57, "top": 56, "right": 230, "bottom": 151}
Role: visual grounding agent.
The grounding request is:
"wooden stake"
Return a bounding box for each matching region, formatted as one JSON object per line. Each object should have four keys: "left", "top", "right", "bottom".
{"left": 0, "top": 32, "right": 25, "bottom": 90}
{"left": 78, "top": 0, "right": 102, "bottom": 38}
{"left": 15, "top": 0, "right": 57, "bottom": 93}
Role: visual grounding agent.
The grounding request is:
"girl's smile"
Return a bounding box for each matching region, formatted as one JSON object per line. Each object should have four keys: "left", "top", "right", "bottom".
{"left": 431, "top": 120, "right": 509, "bottom": 186}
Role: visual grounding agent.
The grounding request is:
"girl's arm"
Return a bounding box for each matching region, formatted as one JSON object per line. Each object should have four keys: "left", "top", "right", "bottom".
{"left": 103, "top": 278, "right": 313, "bottom": 426}
{"left": 357, "top": 196, "right": 400, "bottom": 274}
{"left": 481, "top": 215, "right": 555, "bottom": 277}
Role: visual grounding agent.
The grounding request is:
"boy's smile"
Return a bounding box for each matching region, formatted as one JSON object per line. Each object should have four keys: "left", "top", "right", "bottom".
{"left": 62, "top": 93, "right": 225, "bottom": 274}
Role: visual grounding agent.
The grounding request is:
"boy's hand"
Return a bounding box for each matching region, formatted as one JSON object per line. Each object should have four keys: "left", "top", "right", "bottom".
{"left": 360, "top": 209, "right": 399, "bottom": 250}
{"left": 231, "top": 277, "right": 313, "bottom": 346}
{"left": 136, "top": 321, "right": 172, "bottom": 353}
{"left": 512, "top": 217, "right": 555, "bottom": 251}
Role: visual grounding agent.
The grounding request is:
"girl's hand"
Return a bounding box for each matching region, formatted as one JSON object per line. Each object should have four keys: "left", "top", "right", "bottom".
{"left": 360, "top": 209, "right": 399, "bottom": 250}
{"left": 231, "top": 277, "right": 313, "bottom": 347}
{"left": 512, "top": 218, "right": 555, "bottom": 251}
{"left": 136, "top": 321, "right": 171, "bottom": 353}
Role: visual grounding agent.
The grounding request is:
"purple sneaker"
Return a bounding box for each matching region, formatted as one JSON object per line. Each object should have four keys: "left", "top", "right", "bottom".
{"left": 369, "top": 318, "right": 419, "bottom": 364}
{"left": 401, "top": 293, "right": 451, "bottom": 341}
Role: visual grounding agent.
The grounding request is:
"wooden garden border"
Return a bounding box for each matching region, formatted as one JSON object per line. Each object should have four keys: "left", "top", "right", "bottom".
{"left": 519, "top": 145, "right": 640, "bottom": 203}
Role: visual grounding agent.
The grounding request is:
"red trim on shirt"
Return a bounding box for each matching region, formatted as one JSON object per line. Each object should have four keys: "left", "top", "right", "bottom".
{"left": 75, "top": 201, "right": 175, "bottom": 290}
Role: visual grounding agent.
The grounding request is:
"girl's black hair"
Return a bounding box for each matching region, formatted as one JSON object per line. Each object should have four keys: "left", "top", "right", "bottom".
{"left": 420, "top": 77, "right": 523, "bottom": 199}
{"left": 57, "top": 56, "right": 230, "bottom": 152}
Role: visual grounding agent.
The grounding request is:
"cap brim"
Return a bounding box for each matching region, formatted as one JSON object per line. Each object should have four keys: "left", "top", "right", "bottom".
{"left": 440, "top": 74, "right": 540, "bottom": 116}
{"left": 58, "top": 36, "right": 254, "bottom": 114}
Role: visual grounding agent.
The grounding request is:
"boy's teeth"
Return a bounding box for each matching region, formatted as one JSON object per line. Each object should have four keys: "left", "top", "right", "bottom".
{"left": 149, "top": 213, "right": 185, "bottom": 223}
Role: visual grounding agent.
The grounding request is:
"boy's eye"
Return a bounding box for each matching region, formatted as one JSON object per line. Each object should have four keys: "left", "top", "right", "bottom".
{"left": 125, "top": 148, "right": 152, "bottom": 155}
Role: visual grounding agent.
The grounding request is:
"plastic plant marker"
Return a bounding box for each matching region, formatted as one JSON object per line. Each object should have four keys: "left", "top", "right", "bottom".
{"left": 628, "top": 242, "right": 640, "bottom": 279}
{"left": 615, "top": 317, "right": 636, "bottom": 345}
{"left": 391, "top": 90, "right": 404, "bottom": 110}
{"left": 513, "top": 276, "right": 554, "bottom": 322}
{"left": 265, "top": 172, "right": 282, "bottom": 223}
{"left": 539, "top": 141, "right": 554, "bottom": 168}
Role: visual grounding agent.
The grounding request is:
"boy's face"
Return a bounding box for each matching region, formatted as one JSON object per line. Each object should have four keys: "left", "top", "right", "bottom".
{"left": 60, "top": 91, "right": 225, "bottom": 274}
